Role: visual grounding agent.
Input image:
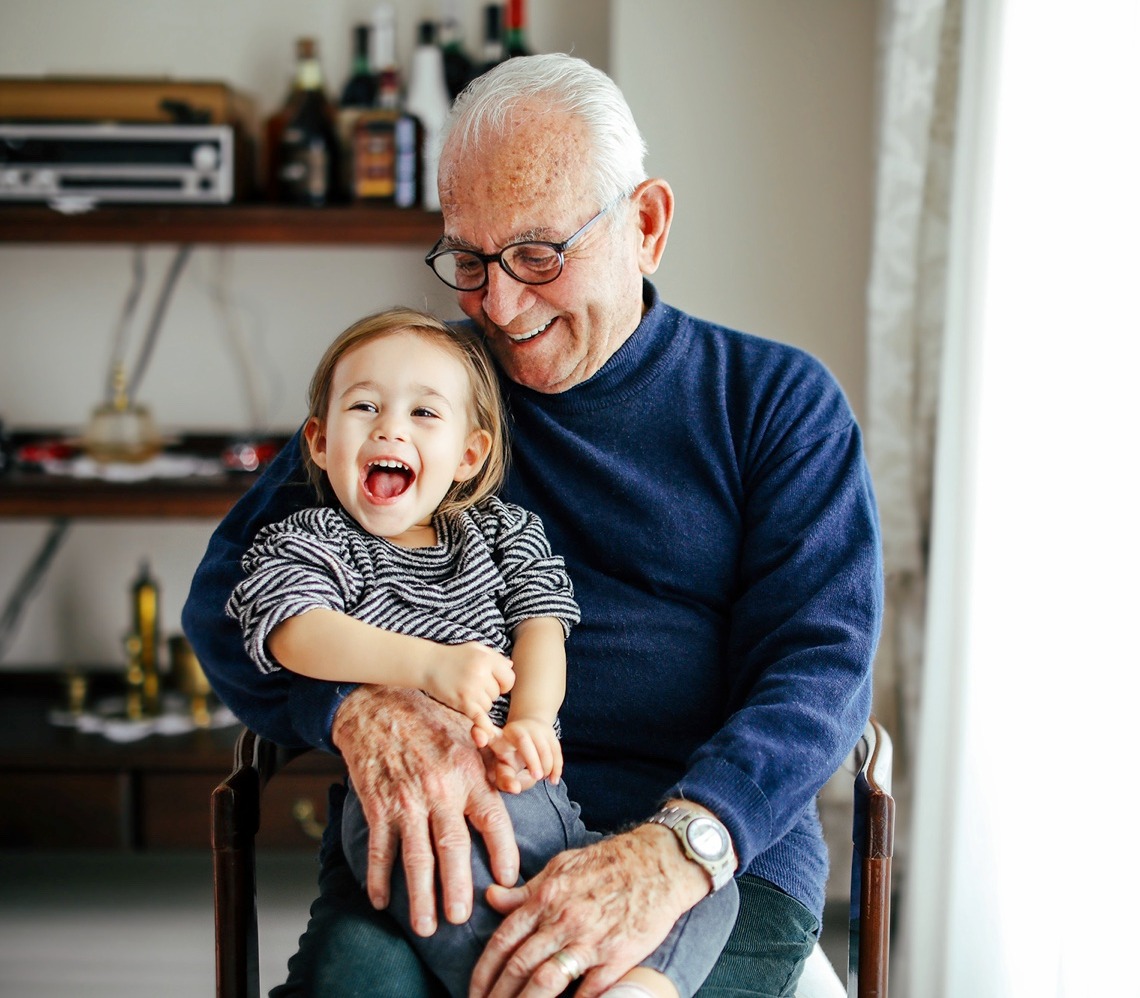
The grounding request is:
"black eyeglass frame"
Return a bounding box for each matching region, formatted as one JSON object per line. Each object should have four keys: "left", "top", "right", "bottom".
{"left": 424, "top": 191, "right": 630, "bottom": 292}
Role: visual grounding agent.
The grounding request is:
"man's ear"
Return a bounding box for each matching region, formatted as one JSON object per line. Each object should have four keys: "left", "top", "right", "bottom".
{"left": 454, "top": 428, "right": 493, "bottom": 483}
{"left": 303, "top": 417, "right": 328, "bottom": 470}
{"left": 631, "top": 177, "right": 674, "bottom": 276}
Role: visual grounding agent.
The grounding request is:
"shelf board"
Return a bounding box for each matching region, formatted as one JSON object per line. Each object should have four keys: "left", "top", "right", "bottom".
{"left": 0, "top": 432, "right": 288, "bottom": 519}
{"left": 0, "top": 203, "right": 443, "bottom": 245}
{"left": 0, "top": 474, "right": 254, "bottom": 519}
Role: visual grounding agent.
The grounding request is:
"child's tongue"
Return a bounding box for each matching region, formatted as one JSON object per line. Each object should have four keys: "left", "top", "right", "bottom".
{"left": 366, "top": 466, "right": 411, "bottom": 499}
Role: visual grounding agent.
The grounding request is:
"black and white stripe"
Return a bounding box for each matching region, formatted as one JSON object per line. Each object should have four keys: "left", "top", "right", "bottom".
{"left": 226, "top": 498, "right": 579, "bottom": 728}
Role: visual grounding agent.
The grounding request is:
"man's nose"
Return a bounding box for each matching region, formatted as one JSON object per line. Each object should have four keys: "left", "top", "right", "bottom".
{"left": 479, "top": 263, "right": 535, "bottom": 327}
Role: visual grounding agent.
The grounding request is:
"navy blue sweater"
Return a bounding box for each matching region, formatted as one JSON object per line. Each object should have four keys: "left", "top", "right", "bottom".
{"left": 182, "top": 282, "right": 882, "bottom": 922}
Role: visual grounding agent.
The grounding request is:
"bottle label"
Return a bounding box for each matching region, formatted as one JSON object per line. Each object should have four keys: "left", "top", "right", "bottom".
{"left": 354, "top": 122, "right": 396, "bottom": 199}
{"left": 280, "top": 137, "right": 329, "bottom": 202}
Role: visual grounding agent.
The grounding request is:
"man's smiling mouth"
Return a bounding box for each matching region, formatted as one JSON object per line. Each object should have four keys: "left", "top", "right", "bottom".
{"left": 507, "top": 318, "right": 555, "bottom": 343}
{"left": 363, "top": 459, "right": 414, "bottom": 500}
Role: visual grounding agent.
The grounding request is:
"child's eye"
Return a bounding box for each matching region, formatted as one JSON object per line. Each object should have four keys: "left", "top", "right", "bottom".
{"left": 412, "top": 407, "right": 439, "bottom": 419}
{"left": 349, "top": 401, "right": 378, "bottom": 413}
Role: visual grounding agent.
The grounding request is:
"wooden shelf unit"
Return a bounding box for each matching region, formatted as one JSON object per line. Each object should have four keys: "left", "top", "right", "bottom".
{"left": 0, "top": 203, "right": 443, "bottom": 245}
{"left": 0, "top": 433, "right": 291, "bottom": 519}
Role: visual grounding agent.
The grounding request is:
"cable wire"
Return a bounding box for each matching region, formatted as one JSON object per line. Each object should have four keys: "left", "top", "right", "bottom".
{"left": 104, "top": 246, "right": 146, "bottom": 404}
{"left": 0, "top": 519, "right": 71, "bottom": 662}
{"left": 127, "top": 244, "right": 193, "bottom": 402}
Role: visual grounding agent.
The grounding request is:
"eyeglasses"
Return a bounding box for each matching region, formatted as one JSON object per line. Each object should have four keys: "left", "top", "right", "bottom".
{"left": 424, "top": 192, "right": 628, "bottom": 292}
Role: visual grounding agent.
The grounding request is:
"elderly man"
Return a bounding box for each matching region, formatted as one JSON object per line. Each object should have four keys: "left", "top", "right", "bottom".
{"left": 184, "top": 54, "right": 881, "bottom": 998}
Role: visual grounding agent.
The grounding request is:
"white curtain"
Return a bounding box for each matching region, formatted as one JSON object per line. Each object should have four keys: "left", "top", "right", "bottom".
{"left": 902, "top": 0, "right": 1140, "bottom": 994}
{"left": 865, "top": 0, "right": 961, "bottom": 891}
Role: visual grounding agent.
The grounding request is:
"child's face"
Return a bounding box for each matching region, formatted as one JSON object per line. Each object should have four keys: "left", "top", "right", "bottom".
{"left": 304, "top": 330, "right": 491, "bottom": 544}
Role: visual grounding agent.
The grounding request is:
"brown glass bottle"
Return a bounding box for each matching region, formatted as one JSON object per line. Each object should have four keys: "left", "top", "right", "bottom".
{"left": 276, "top": 38, "right": 341, "bottom": 205}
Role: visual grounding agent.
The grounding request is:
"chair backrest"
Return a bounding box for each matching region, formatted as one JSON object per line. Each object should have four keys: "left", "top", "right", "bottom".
{"left": 848, "top": 716, "right": 894, "bottom": 998}
{"left": 211, "top": 718, "right": 895, "bottom": 998}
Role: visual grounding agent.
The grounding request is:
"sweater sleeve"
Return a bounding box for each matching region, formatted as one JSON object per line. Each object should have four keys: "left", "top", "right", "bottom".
{"left": 666, "top": 358, "right": 882, "bottom": 872}
{"left": 473, "top": 498, "right": 581, "bottom": 637}
{"left": 181, "top": 431, "right": 355, "bottom": 752}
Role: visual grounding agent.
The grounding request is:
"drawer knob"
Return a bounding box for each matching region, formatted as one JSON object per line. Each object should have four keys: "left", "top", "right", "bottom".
{"left": 291, "top": 798, "right": 325, "bottom": 840}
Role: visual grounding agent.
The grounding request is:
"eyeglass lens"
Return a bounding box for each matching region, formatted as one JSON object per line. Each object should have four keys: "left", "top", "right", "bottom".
{"left": 432, "top": 242, "right": 563, "bottom": 290}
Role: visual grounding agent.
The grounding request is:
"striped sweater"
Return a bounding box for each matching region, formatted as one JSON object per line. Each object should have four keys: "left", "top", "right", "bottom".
{"left": 226, "top": 497, "right": 580, "bottom": 728}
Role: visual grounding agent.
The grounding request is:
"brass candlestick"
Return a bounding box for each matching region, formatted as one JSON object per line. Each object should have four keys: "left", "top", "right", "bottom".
{"left": 169, "top": 635, "right": 213, "bottom": 728}
{"left": 131, "top": 561, "right": 162, "bottom": 716}
{"left": 124, "top": 634, "right": 145, "bottom": 721}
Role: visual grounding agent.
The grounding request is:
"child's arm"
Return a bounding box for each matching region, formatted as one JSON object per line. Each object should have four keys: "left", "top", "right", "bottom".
{"left": 269, "top": 608, "right": 513, "bottom": 739}
{"left": 476, "top": 616, "right": 566, "bottom": 793}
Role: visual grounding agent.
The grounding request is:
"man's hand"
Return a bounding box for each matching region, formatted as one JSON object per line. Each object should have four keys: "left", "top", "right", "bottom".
{"left": 468, "top": 821, "right": 712, "bottom": 998}
{"left": 331, "top": 685, "right": 519, "bottom": 936}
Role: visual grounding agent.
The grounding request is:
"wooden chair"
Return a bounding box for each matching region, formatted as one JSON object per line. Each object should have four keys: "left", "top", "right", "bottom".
{"left": 211, "top": 718, "right": 894, "bottom": 998}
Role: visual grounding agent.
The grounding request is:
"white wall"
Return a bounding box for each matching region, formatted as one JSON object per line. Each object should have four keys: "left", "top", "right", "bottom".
{"left": 614, "top": 0, "right": 875, "bottom": 414}
{"left": 0, "top": 0, "right": 875, "bottom": 670}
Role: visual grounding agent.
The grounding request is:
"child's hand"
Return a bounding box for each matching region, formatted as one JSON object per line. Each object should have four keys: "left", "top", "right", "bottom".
{"left": 484, "top": 718, "right": 562, "bottom": 794}
{"left": 421, "top": 642, "right": 514, "bottom": 741}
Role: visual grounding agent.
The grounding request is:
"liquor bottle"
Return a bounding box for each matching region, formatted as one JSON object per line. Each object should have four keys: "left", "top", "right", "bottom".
{"left": 504, "top": 0, "right": 531, "bottom": 58}
{"left": 352, "top": 6, "right": 421, "bottom": 206}
{"left": 276, "top": 37, "right": 341, "bottom": 205}
{"left": 262, "top": 40, "right": 307, "bottom": 201}
{"left": 404, "top": 21, "right": 451, "bottom": 212}
{"left": 477, "top": 3, "right": 506, "bottom": 76}
{"left": 438, "top": 0, "right": 473, "bottom": 100}
{"left": 338, "top": 24, "right": 378, "bottom": 195}
{"left": 341, "top": 24, "right": 378, "bottom": 108}
{"left": 353, "top": 67, "right": 421, "bottom": 206}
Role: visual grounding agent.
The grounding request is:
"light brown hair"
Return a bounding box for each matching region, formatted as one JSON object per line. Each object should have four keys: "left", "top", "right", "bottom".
{"left": 304, "top": 307, "right": 507, "bottom": 517}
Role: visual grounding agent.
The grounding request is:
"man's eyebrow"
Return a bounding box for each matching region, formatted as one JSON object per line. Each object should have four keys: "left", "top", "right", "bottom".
{"left": 439, "top": 226, "right": 556, "bottom": 252}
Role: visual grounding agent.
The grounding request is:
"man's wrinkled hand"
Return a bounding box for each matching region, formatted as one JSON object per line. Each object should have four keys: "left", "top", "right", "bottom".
{"left": 468, "top": 824, "right": 711, "bottom": 998}
{"left": 331, "top": 685, "right": 520, "bottom": 936}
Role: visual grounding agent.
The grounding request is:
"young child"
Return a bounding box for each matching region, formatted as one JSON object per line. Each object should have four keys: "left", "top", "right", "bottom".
{"left": 226, "top": 308, "right": 738, "bottom": 998}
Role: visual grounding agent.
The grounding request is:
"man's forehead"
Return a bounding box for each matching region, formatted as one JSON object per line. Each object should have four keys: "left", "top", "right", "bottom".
{"left": 440, "top": 112, "right": 591, "bottom": 241}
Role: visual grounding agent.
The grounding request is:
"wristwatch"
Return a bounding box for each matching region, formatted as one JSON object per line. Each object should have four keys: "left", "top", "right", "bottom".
{"left": 646, "top": 805, "right": 737, "bottom": 892}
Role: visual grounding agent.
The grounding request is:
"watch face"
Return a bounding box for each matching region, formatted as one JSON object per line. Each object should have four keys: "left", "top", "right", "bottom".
{"left": 686, "top": 816, "right": 729, "bottom": 861}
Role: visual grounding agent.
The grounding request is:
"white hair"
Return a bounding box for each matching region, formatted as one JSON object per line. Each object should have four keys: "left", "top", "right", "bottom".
{"left": 441, "top": 53, "right": 648, "bottom": 205}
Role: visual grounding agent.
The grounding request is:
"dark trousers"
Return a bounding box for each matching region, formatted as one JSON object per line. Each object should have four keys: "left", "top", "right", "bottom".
{"left": 270, "top": 785, "right": 818, "bottom": 998}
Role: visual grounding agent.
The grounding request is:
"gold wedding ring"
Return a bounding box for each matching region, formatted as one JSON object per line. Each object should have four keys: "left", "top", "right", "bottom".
{"left": 551, "top": 949, "right": 584, "bottom": 981}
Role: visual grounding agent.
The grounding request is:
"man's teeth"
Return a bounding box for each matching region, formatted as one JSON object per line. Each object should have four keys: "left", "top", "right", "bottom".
{"left": 508, "top": 318, "right": 554, "bottom": 343}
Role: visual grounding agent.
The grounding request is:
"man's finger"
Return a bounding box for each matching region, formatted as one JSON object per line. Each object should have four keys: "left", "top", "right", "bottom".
{"left": 398, "top": 812, "right": 439, "bottom": 936}
{"left": 431, "top": 805, "right": 475, "bottom": 925}
{"left": 468, "top": 882, "right": 536, "bottom": 998}
{"left": 467, "top": 782, "right": 519, "bottom": 888}
{"left": 364, "top": 814, "right": 399, "bottom": 909}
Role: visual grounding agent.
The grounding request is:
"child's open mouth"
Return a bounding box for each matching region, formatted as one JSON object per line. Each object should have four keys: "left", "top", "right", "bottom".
{"left": 363, "top": 459, "right": 415, "bottom": 500}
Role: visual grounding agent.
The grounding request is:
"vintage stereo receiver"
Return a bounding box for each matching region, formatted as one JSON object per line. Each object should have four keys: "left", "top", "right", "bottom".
{"left": 0, "top": 123, "right": 239, "bottom": 204}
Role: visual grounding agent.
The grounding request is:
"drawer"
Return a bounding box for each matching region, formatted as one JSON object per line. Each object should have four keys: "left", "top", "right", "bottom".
{"left": 260, "top": 772, "right": 341, "bottom": 848}
{"left": 139, "top": 771, "right": 340, "bottom": 850}
{"left": 0, "top": 772, "right": 128, "bottom": 848}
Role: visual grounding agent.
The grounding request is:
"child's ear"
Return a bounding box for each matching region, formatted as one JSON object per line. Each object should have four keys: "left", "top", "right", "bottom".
{"left": 303, "top": 417, "right": 329, "bottom": 470}
{"left": 454, "top": 428, "right": 493, "bottom": 483}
